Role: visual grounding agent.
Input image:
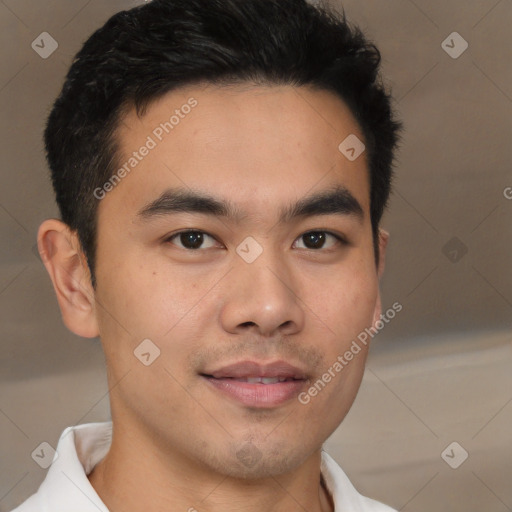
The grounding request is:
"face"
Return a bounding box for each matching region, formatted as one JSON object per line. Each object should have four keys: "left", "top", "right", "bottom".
{"left": 91, "top": 83, "right": 383, "bottom": 478}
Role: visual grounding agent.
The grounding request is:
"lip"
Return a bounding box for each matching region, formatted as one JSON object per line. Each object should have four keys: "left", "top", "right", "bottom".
{"left": 201, "top": 360, "right": 308, "bottom": 408}
{"left": 206, "top": 360, "right": 307, "bottom": 380}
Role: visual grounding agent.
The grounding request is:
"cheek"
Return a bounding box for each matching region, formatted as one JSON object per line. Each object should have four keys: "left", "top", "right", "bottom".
{"left": 313, "top": 262, "right": 377, "bottom": 416}
{"left": 307, "top": 263, "right": 379, "bottom": 341}
{"left": 94, "top": 253, "right": 220, "bottom": 345}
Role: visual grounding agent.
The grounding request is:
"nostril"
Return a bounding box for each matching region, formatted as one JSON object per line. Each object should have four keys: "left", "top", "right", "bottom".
{"left": 240, "top": 321, "right": 257, "bottom": 328}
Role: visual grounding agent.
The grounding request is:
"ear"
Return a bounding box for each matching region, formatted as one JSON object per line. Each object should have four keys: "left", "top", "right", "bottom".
{"left": 371, "top": 228, "right": 390, "bottom": 327}
{"left": 377, "top": 228, "right": 389, "bottom": 280}
{"left": 37, "top": 219, "right": 99, "bottom": 338}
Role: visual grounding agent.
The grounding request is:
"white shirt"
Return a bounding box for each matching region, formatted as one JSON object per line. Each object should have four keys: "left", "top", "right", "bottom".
{"left": 10, "top": 422, "right": 397, "bottom": 512}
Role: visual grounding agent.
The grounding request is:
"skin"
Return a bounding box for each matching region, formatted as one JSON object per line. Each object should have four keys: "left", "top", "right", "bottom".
{"left": 38, "top": 83, "right": 388, "bottom": 512}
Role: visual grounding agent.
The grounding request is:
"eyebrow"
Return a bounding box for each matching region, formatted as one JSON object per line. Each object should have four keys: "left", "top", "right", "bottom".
{"left": 137, "top": 185, "right": 364, "bottom": 224}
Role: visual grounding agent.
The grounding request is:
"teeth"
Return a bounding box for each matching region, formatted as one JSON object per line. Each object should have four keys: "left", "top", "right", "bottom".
{"left": 243, "top": 377, "right": 284, "bottom": 384}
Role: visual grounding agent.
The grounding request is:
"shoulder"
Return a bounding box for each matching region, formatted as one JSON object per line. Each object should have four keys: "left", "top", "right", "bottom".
{"left": 8, "top": 493, "right": 41, "bottom": 512}
{"left": 7, "top": 422, "right": 112, "bottom": 512}
{"left": 321, "top": 451, "right": 398, "bottom": 512}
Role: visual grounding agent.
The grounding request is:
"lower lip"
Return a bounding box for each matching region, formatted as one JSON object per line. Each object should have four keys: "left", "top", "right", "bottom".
{"left": 203, "top": 376, "right": 306, "bottom": 408}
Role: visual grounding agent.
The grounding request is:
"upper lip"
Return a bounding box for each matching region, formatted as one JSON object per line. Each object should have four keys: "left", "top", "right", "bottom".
{"left": 203, "top": 360, "right": 307, "bottom": 380}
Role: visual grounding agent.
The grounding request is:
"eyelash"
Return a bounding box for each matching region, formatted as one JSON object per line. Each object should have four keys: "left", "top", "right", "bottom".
{"left": 164, "top": 230, "right": 348, "bottom": 251}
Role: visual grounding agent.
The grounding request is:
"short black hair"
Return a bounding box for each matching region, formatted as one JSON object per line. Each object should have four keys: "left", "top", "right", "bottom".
{"left": 44, "top": 0, "right": 401, "bottom": 287}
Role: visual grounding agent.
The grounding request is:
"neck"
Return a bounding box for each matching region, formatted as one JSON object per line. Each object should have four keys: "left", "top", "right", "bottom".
{"left": 87, "top": 422, "right": 334, "bottom": 512}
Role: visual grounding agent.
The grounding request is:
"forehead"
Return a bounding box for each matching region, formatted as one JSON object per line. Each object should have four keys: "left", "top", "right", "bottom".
{"left": 104, "top": 83, "right": 370, "bottom": 222}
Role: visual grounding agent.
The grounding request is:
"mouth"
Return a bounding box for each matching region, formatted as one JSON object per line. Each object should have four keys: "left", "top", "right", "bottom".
{"left": 200, "top": 360, "right": 308, "bottom": 408}
{"left": 216, "top": 376, "right": 299, "bottom": 384}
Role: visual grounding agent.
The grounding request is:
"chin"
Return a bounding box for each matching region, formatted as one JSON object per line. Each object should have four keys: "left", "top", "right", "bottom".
{"left": 204, "top": 439, "right": 316, "bottom": 480}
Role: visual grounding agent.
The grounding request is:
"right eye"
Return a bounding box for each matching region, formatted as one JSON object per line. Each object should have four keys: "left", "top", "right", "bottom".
{"left": 165, "top": 230, "right": 219, "bottom": 250}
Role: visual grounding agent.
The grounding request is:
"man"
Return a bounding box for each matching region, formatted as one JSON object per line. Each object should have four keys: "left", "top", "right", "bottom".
{"left": 12, "top": 0, "right": 401, "bottom": 510}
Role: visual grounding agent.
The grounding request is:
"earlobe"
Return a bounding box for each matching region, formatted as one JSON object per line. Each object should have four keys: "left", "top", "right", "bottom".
{"left": 371, "top": 290, "right": 383, "bottom": 329}
{"left": 377, "top": 228, "right": 389, "bottom": 279}
{"left": 37, "top": 219, "right": 99, "bottom": 338}
{"left": 371, "top": 228, "right": 389, "bottom": 329}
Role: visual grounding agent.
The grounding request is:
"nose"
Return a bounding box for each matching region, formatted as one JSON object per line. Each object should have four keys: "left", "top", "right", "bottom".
{"left": 219, "top": 250, "right": 305, "bottom": 337}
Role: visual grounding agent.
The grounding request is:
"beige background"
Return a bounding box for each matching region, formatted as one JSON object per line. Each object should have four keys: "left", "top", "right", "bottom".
{"left": 1, "top": 0, "right": 511, "bottom": 510}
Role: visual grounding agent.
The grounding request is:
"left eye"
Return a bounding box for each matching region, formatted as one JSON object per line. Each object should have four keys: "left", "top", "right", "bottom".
{"left": 167, "top": 231, "right": 218, "bottom": 250}
{"left": 293, "top": 231, "right": 343, "bottom": 250}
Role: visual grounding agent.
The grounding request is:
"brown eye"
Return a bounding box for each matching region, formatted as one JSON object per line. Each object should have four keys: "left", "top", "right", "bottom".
{"left": 167, "top": 231, "right": 217, "bottom": 250}
{"left": 294, "top": 231, "right": 343, "bottom": 250}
